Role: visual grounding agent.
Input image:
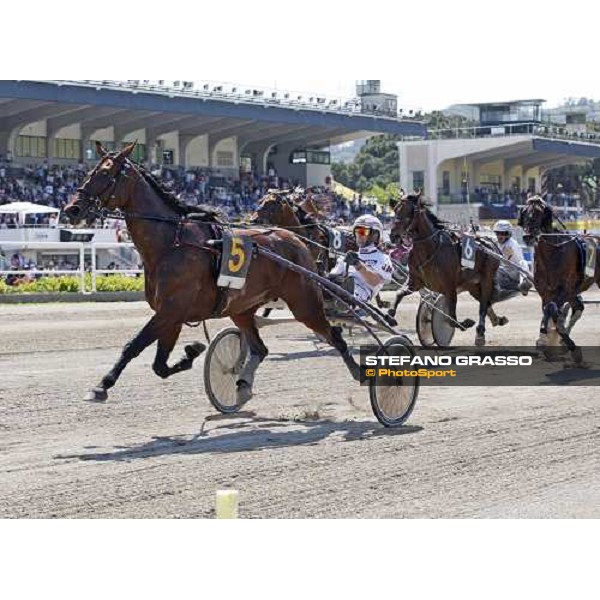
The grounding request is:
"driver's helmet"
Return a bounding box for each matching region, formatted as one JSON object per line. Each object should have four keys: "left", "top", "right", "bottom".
{"left": 493, "top": 220, "right": 513, "bottom": 237}
{"left": 353, "top": 215, "right": 384, "bottom": 246}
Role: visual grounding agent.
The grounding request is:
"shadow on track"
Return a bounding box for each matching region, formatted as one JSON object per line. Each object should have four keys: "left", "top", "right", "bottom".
{"left": 56, "top": 415, "right": 423, "bottom": 463}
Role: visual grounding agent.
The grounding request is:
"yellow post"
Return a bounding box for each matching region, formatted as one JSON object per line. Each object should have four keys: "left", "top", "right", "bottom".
{"left": 216, "top": 490, "right": 239, "bottom": 519}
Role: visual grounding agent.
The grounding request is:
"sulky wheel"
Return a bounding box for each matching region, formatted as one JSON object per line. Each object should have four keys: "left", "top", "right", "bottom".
{"left": 416, "top": 300, "right": 435, "bottom": 347}
{"left": 369, "top": 335, "right": 420, "bottom": 428}
{"left": 203, "top": 327, "right": 248, "bottom": 414}
{"left": 431, "top": 295, "right": 455, "bottom": 348}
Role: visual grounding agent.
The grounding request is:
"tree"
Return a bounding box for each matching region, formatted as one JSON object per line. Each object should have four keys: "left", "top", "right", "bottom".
{"left": 332, "top": 134, "right": 400, "bottom": 195}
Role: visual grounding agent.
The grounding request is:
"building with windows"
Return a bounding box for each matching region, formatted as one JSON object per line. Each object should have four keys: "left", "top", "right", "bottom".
{"left": 398, "top": 99, "right": 600, "bottom": 224}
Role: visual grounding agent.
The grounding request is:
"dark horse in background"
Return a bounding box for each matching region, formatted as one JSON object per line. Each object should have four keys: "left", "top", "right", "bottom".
{"left": 518, "top": 195, "right": 600, "bottom": 354}
{"left": 388, "top": 193, "right": 509, "bottom": 346}
{"left": 64, "top": 142, "right": 362, "bottom": 404}
{"left": 252, "top": 191, "right": 333, "bottom": 273}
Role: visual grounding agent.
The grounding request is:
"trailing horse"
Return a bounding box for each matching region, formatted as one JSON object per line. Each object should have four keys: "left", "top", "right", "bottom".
{"left": 252, "top": 191, "right": 334, "bottom": 273}
{"left": 388, "top": 193, "right": 508, "bottom": 346}
{"left": 64, "top": 142, "right": 362, "bottom": 405}
{"left": 518, "top": 195, "right": 599, "bottom": 353}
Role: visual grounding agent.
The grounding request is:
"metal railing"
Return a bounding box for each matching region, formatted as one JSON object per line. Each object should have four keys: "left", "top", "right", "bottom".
{"left": 427, "top": 122, "right": 600, "bottom": 144}
{"left": 33, "top": 80, "right": 425, "bottom": 123}
{"left": 0, "top": 242, "right": 143, "bottom": 294}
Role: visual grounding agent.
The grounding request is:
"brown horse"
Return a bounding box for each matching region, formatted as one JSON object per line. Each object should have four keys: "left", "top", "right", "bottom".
{"left": 388, "top": 193, "right": 507, "bottom": 346}
{"left": 64, "top": 142, "right": 361, "bottom": 404}
{"left": 518, "top": 195, "right": 599, "bottom": 352}
{"left": 251, "top": 192, "right": 397, "bottom": 315}
{"left": 252, "top": 192, "right": 332, "bottom": 272}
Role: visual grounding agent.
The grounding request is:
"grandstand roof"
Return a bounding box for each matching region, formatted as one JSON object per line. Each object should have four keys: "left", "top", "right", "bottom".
{"left": 0, "top": 80, "right": 426, "bottom": 147}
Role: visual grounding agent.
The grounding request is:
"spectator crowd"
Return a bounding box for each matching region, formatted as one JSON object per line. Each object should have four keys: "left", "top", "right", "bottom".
{"left": 0, "top": 155, "right": 385, "bottom": 228}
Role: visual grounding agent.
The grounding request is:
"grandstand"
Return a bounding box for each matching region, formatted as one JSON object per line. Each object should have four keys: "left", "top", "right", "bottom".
{"left": 0, "top": 80, "right": 425, "bottom": 188}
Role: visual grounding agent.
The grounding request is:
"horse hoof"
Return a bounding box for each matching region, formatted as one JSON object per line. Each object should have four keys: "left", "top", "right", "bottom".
{"left": 384, "top": 313, "right": 398, "bottom": 328}
{"left": 185, "top": 342, "right": 206, "bottom": 360}
{"left": 570, "top": 347, "right": 583, "bottom": 365}
{"left": 497, "top": 317, "right": 509, "bottom": 327}
{"left": 85, "top": 388, "right": 108, "bottom": 403}
{"left": 475, "top": 335, "right": 486, "bottom": 347}
{"left": 462, "top": 319, "right": 476, "bottom": 330}
{"left": 236, "top": 382, "right": 253, "bottom": 406}
{"left": 387, "top": 309, "right": 397, "bottom": 319}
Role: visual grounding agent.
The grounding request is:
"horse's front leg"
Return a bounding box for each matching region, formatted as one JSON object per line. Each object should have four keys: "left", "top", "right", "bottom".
{"left": 537, "top": 299, "right": 558, "bottom": 347}
{"left": 86, "top": 316, "right": 162, "bottom": 402}
{"left": 152, "top": 322, "right": 206, "bottom": 380}
{"left": 388, "top": 273, "right": 421, "bottom": 318}
{"left": 447, "top": 290, "right": 475, "bottom": 332}
{"left": 475, "top": 274, "right": 496, "bottom": 346}
{"left": 565, "top": 295, "right": 585, "bottom": 335}
{"left": 475, "top": 300, "right": 490, "bottom": 347}
{"left": 487, "top": 307, "right": 509, "bottom": 327}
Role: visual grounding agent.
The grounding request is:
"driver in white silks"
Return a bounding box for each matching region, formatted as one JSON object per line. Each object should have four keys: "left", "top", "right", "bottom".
{"left": 329, "top": 215, "right": 394, "bottom": 303}
{"left": 493, "top": 220, "right": 532, "bottom": 295}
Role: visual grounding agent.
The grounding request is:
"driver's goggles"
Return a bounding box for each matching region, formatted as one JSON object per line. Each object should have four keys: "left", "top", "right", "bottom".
{"left": 354, "top": 226, "right": 371, "bottom": 237}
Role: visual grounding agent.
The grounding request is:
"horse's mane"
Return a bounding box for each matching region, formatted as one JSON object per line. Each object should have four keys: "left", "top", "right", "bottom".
{"left": 295, "top": 203, "right": 319, "bottom": 226}
{"left": 133, "top": 162, "right": 223, "bottom": 222}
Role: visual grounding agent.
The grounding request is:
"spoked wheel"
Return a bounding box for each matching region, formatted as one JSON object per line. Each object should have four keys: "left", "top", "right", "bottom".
{"left": 431, "top": 295, "right": 455, "bottom": 348}
{"left": 416, "top": 301, "right": 435, "bottom": 347}
{"left": 203, "top": 327, "right": 248, "bottom": 414}
{"left": 369, "top": 335, "right": 420, "bottom": 428}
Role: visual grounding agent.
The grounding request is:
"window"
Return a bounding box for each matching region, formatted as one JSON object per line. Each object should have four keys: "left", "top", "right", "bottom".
{"left": 53, "top": 138, "right": 81, "bottom": 160}
{"left": 290, "top": 150, "right": 330, "bottom": 165}
{"left": 412, "top": 171, "right": 424, "bottom": 191}
{"left": 240, "top": 156, "right": 252, "bottom": 173}
{"left": 16, "top": 136, "right": 46, "bottom": 158}
{"left": 480, "top": 174, "right": 502, "bottom": 189}
{"left": 291, "top": 151, "right": 307, "bottom": 164}
{"left": 216, "top": 151, "right": 234, "bottom": 168}
{"left": 306, "top": 150, "right": 330, "bottom": 165}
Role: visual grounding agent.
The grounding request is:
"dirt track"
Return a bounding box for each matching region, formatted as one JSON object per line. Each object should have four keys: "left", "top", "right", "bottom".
{"left": 0, "top": 292, "right": 598, "bottom": 518}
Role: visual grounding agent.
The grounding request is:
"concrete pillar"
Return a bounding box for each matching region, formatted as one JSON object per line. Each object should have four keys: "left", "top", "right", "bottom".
{"left": 47, "top": 132, "right": 56, "bottom": 164}
{"left": 178, "top": 134, "right": 195, "bottom": 169}
{"left": 398, "top": 143, "right": 410, "bottom": 194}
{"left": 0, "top": 131, "right": 9, "bottom": 159}
{"left": 426, "top": 142, "right": 438, "bottom": 210}
{"left": 146, "top": 136, "right": 157, "bottom": 167}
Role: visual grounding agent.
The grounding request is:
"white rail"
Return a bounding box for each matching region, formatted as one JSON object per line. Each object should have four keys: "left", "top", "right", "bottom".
{"left": 0, "top": 242, "right": 144, "bottom": 294}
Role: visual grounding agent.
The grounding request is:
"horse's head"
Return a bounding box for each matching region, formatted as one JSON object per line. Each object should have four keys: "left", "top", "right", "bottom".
{"left": 518, "top": 195, "right": 553, "bottom": 244}
{"left": 252, "top": 192, "right": 299, "bottom": 227}
{"left": 298, "top": 196, "right": 323, "bottom": 219}
{"left": 390, "top": 191, "right": 424, "bottom": 244}
{"left": 64, "top": 141, "right": 138, "bottom": 223}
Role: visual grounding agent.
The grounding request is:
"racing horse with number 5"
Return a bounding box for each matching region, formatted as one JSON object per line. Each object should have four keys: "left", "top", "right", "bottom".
{"left": 388, "top": 192, "right": 509, "bottom": 346}
{"left": 64, "top": 142, "right": 363, "bottom": 405}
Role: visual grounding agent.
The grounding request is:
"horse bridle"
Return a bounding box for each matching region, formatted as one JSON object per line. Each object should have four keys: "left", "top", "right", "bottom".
{"left": 394, "top": 199, "right": 442, "bottom": 244}
{"left": 75, "top": 158, "right": 183, "bottom": 225}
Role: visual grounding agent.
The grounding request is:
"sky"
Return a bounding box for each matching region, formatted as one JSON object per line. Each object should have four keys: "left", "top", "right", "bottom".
{"left": 7, "top": 0, "right": 600, "bottom": 113}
